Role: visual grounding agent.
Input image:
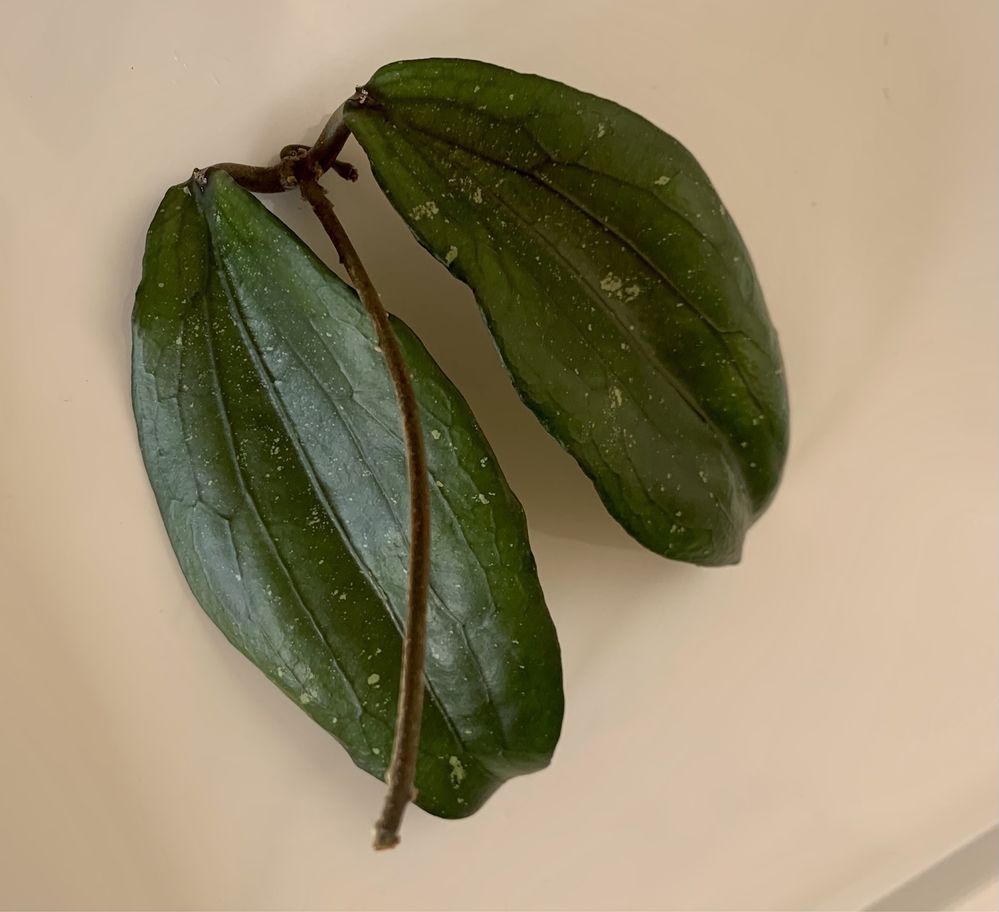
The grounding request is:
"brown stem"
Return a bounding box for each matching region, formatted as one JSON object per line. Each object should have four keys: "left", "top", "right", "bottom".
{"left": 201, "top": 161, "right": 289, "bottom": 193}
{"left": 308, "top": 103, "right": 354, "bottom": 176}
{"left": 204, "top": 103, "right": 358, "bottom": 193}
{"left": 205, "top": 103, "right": 428, "bottom": 850}
{"left": 297, "top": 177, "right": 431, "bottom": 852}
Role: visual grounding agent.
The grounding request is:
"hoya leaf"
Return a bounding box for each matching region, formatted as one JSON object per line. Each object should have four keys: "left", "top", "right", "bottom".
{"left": 344, "top": 59, "right": 789, "bottom": 566}
{"left": 131, "top": 171, "right": 563, "bottom": 818}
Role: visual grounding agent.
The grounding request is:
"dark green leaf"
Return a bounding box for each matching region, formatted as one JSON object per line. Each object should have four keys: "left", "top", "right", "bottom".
{"left": 345, "top": 59, "right": 789, "bottom": 566}
{"left": 131, "top": 171, "right": 562, "bottom": 818}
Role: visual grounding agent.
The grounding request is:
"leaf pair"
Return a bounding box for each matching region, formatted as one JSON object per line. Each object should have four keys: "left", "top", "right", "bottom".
{"left": 132, "top": 59, "right": 788, "bottom": 819}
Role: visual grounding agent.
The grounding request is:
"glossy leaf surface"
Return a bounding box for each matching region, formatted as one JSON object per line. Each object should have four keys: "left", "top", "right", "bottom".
{"left": 345, "top": 59, "right": 789, "bottom": 565}
{"left": 131, "top": 171, "right": 562, "bottom": 817}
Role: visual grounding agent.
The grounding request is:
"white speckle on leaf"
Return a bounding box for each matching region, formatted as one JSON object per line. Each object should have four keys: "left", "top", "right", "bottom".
{"left": 372, "top": 747, "right": 381, "bottom": 755}
{"left": 597, "top": 122, "right": 606, "bottom": 137}
{"left": 472, "top": 187, "right": 483, "bottom": 204}
{"left": 430, "top": 429, "right": 441, "bottom": 440}
{"left": 445, "top": 245, "right": 458, "bottom": 265}
{"left": 367, "top": 673, "right": 380, "bottom": 685}
{"left": 600, "top": 273, "right": 623, "bottom": 294}
{"left": 478, "top": 493, "right": 490, "bottom": 505}
{"left": 299, "top": 693, "right": 312, "bottom": 705}
{"left": 610, "top": 387, "right": 624, "bottom": 408}
{"left": 655, "top": 175, "right": 671, "bottom": 186}
{"left": 410, "top": 201, "right": 439, "bottom": 222}
{"left": 448, "top": 755, "right": 466, "bottom": 785}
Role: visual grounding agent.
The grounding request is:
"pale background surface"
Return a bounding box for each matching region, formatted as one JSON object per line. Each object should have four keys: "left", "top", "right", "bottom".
{"left": 1, "top": 1, "right": 996, "bottom": 909}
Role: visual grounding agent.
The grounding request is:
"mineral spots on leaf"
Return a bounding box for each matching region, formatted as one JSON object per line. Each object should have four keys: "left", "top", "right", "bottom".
{"left": 600, "top": 273, "right": 642, "bottom": 303}
{"left": 448, "top": 755, "right": 466, "bottom": 785}
{"left": 410, "top": 201, "right": 439, "bottom": 222}
{"left": 599, "top": 273, "right": 623, "bottom": 294}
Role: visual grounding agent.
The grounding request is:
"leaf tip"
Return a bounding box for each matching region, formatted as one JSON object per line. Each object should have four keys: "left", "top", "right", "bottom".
{"left": 346, "top": 84, "right": 384, "bottom": 117}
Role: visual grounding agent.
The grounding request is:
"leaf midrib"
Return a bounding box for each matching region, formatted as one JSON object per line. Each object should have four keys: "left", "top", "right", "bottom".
{"left": 241, "top": 300, "right": 511, "bottom": 752}
{"left": 365, "top": 115, "right": 753, "bottom": 521}
{"left": 364, "top": 100, "right": 776, "bottom": 464}
{"left": 200, "top": 199, "right": 504, "bottom": 782}
{"left": 196, "top": 284, "right": 375, "bottom": 748}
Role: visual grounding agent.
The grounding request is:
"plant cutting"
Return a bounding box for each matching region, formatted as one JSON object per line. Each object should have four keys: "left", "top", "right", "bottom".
{"left": 132, "top": 58, "right": 789, "bottom": 850}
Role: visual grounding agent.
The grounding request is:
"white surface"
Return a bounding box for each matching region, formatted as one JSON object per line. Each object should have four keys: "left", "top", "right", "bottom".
{"left": 1, "top": 1, "right": 996, "bottom": 909}
{"left": 956, "top": 880, "right": 999, "bottom": 912}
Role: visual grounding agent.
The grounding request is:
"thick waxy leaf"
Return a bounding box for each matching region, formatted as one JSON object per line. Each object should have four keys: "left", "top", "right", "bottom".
{"left": 344, "top": 59, "right": 789, "bottom": 565}
{"left": 131, "top": 171, "right": 562, "bottom": 817}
